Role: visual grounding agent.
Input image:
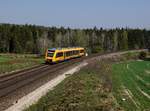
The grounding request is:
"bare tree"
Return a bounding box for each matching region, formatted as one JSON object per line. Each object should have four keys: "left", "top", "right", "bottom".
{"left": 37, "top": 32, "right": 52, "bottom": 55}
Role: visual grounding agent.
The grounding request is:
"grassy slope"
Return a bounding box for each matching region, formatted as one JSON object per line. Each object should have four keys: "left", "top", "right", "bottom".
{"left": 0, "top": 54, "right": 44, "bottom": 74}
{"left": 25, "top": 61, "right": 120, "bottom": 111}
{"left": 112, "top": 61, "right": 150, "bottom": 111}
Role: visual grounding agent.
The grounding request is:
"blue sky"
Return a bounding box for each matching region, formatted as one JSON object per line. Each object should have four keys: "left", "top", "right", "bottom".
{"left": 0, "top": 0, "right": 150, "bottom": 28}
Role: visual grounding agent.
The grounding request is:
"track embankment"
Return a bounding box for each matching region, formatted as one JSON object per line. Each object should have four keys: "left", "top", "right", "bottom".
{"left": 5, "top": 62, "right": 88, "bottom": 111}
{"left": 0, "top": 57, "right": 84, "bottom": 111}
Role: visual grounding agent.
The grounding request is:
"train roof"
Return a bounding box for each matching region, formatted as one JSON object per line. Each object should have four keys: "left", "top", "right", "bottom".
{"left": 48, "top": 47, "right": 84, "bottom": 51}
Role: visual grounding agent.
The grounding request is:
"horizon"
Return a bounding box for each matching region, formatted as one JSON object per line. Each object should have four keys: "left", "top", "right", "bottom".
{"left": 1, "top": 23, "right": 149, "bottom": 30}
{"left": 0, "top": 0, "right": 150, "bottom": 29}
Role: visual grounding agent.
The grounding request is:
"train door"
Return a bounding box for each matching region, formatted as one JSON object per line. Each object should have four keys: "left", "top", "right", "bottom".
{"left": 55, "top": 52, "right": 64, "bottom": 62}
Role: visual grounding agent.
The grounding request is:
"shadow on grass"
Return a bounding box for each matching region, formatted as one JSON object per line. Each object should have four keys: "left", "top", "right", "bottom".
{"left": 143, "top": 58, "right": 150, "bottom": 61}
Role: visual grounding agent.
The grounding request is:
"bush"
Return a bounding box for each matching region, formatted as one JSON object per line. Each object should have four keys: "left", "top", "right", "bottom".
{"left": 139, "top": 51, "right": 147, "bottom": 59}
{"left": 148, "top": 48, "right": 150, "bottom": 52}
{"left": 92, "top": 46, "right": 103, "bottom": 53}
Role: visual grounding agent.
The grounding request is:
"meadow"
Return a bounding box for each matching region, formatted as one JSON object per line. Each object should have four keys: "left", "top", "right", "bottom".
{"left": 112, "top": 60, "right": 150, "bottom": 111}
{"left": 0, "top": 54, "right": 44, "bottom": 74}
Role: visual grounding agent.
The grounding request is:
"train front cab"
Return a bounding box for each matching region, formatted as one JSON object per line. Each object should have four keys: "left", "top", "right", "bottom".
{"left": 45, "top": 49, "right": 55, "bottom": 64}
{"left": 45, "top": 50, "right": 65, "bottom": 64}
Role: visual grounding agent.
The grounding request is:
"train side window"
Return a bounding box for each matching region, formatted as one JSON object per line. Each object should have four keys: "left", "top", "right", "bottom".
{"left": 73, "top": 50, "right": 76, "bottom": 55}
{"left": 67, "top": 52, "right": 69, "bottom": 56}
{"left": 74, "top": 50, "right": 76, "bottom": 55}
{"left": 56, "top": 52, "right": 63, "bottom": 58}
{"left": 72, "top": 51, "right": 75, "bottom": 55}
{"left": 66, "top": 51, "right": 70, "bottom": 57}
{"left": 70, "top": 51, "right": 72, "bottom": 56}
{"left": 80, "top": 50, "right": 84, "bottom": 53}
{"left": 75, "top": 50, "right": 79, "bottom": 55}
{"left": 71, "top": 51, "right": 74, "bottom": 56}
{"left": 66, "top": 50, "right": 80, "bottom": 57}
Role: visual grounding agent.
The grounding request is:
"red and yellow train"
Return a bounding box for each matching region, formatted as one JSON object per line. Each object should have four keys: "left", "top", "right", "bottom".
{"left": 45, "top": 47, "right": 85, "bottom": 63}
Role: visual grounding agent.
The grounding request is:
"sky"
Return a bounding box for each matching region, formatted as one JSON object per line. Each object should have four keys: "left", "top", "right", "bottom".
{"left": 0, "top": 0, "right": 150, "bottom": 29}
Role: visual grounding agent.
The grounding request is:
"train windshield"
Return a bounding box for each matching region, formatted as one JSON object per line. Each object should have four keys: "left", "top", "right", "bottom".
{"left": 47, "top": 53, "right": 54, "bottom": 57}
{"left": 47, "top": 50, "right": 55, "bottom": 57}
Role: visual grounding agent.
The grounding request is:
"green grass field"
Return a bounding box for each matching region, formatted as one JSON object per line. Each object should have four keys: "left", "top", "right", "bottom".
{"left": 112, "top": 61, "right": 150, "bottom": 111}
{"left": 0, "top": 54, "right": 44, "bottom": 74}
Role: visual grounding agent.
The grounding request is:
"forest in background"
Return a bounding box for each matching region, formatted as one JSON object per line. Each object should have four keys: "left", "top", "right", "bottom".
{"left": 0, "top": 23, "right": 149, "bottom": 54}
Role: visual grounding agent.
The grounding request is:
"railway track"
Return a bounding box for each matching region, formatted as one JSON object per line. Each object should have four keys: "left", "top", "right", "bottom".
{"left": 0, "top": 53, "right": 99, "bottom": 98}
{"left": 0, "top": 57, "right": 85, "bottom": 98}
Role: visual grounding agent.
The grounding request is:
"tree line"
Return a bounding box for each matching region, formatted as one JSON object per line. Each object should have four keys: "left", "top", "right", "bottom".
{"left": 0, "top": 23, "right": 149, "bottom": 54}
